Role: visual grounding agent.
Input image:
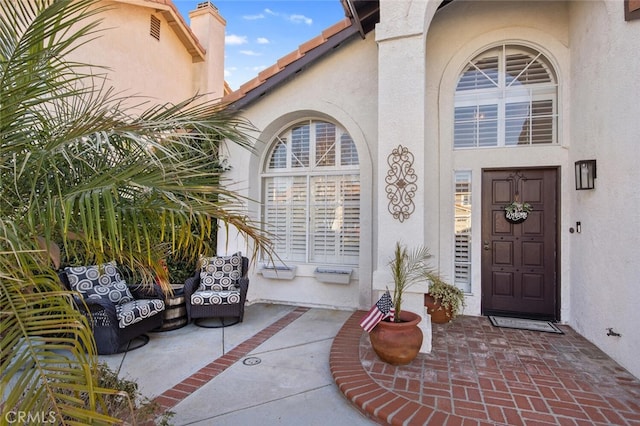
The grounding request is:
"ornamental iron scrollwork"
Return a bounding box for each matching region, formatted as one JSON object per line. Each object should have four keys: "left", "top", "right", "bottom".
{"left": 385, "top": 145, "right": 417, "bottom": 222}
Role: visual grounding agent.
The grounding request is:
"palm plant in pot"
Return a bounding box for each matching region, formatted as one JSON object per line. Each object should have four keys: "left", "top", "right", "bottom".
{"left": 368, "top": 242, "right": 435, "bottom": 365}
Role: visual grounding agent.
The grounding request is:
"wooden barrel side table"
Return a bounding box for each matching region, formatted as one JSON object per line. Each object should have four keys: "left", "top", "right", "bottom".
{"left": 155, "top": 284, "right": 188, "bottom": 331}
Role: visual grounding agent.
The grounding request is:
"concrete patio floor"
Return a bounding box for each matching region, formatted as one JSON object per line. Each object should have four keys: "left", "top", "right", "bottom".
{"left": 99, "top": 304, "right": 375, "bottom": 425}
{"left": 100, "top": 304, "right": 640, "bottom": 425}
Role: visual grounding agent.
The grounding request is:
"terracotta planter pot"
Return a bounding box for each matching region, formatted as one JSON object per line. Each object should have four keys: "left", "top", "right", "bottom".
{"left": 368, "top": 310, "right": 423, "bottom": 365}
{"left": 424, "top": 293, "right": 453, "bottom": 324}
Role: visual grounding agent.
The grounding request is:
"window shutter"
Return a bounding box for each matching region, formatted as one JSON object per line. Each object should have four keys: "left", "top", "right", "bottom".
{"left": 454, "top": 171, "right": 472, "bottom": 293}
{"left": 340, "top": 134, "right": 359, "bottom": 166}
{"left": 340, "top": 176, "right": 361, "bottom": 263}
{"left": 268, "top": 139, "right": 287, "bottom": 169}
{"left": 309, "top": 175, "right": 360, "bottom": 265}
{"left": 310, "top": 176, "right": 338, "bottom": 263}
{"left": 454, "top": 45, "right": 557, "bottom": 148}
{"left": 263, "top": 120, "right": 359, "bottom": 265}
{"left": 505, "top": 53, "right": 552, "bottom": 86}
{"left": 315, "top": 122, "right": 336, "bottom": 166}
{"left": 456, "top": 55, "right": 499, "bottom": 91}
{"left": 291, "top": 125, "right": 310, "bottom": 168}
{"left": 454, "top": 104, "right": 498, "bottom": 148}
{"left": 264, "top": 177, "right": 307, "bottom": 262}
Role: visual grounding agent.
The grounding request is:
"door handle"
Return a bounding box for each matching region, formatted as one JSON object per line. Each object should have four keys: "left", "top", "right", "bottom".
{"left": 483, "top": 241, "right": 491, "bottom": 251}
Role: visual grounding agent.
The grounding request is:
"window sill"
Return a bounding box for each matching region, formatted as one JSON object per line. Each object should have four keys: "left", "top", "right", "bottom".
{"left": 260, "top": 265, "right": 297, "bottom": 280}
{"left": 314, "top": 267, "right": 352, "bottom": 285}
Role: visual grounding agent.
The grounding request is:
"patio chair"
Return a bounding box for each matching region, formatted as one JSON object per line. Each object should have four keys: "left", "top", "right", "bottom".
{"left": 184, "top": 253, "right": 249, "bottom": 328}
{"left": 58, "top": 261, "right": 165, "bottom": 355}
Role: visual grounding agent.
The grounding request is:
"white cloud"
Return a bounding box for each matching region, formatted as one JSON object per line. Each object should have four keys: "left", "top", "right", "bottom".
{"left": 261, "top": 8, "right": 311, "bottom": 25}
{"left": 225, "top": 34, "right": 248, "bottom": 46}
{"left": 240, "top": 50, "right": 261, "bottom": 56}
{"left": 224, "top": 66, "right": 238, "bottom": 78}
{"left": 257, "top": 37, "right": 270, "bottom": 45}
{"left": 243, "top": 13, "right": 264, "bottom": 20}
{"left": 288, "top": 14, "right": 313, "bottom": 25}
{"left": 252, "top": 65, "right": 267, "bottom": 72}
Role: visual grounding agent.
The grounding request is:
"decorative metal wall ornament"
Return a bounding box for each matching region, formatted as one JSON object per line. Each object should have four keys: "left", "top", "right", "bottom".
{"left": 503, "top": 171, "right": 532, "bottom": 224}
{"left": 385, "top": 145, "right": 418, "bottom": 222}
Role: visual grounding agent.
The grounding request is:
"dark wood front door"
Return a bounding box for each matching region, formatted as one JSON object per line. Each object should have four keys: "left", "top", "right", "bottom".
{"left": 481, "top": 168, "right": 559, "bottom": 320}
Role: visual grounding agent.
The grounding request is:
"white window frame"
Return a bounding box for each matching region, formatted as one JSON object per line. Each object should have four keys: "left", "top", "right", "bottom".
{"left": 454, "top": 45, "right": 558, "bottom": 149}
{"left": 261, "top": 120, "right": 360, "bottom": 266}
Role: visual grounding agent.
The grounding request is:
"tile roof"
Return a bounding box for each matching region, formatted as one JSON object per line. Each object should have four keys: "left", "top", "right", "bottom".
{"left": 222, "top": 18, "right": 357, "bottom": 108}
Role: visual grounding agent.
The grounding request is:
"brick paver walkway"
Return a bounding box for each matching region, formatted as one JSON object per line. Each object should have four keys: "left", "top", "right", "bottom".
{"left": 331, "top": 311, "right": 640, "bottom": 425}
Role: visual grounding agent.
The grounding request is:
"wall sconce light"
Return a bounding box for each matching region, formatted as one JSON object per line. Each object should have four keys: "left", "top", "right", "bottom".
{"left": 575, "top": 160, "right": 597, "bottom": 190}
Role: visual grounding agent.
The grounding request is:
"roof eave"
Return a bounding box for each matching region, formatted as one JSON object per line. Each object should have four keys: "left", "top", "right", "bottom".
{"left": 226, "top": 24, "right": 360, "bottom": 111}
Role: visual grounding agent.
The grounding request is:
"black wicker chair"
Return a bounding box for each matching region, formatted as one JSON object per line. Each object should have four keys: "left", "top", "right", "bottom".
{"left": 58, "top": 263, "right": 165, "bottom": 355}
{"left": 184, "top": 255, "right": 249, "bottom": 327}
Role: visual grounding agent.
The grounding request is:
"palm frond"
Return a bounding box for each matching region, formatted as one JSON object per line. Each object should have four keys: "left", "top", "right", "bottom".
{"left": 1, "top": 0, "right": 272, "bottom": 422}
{"left": 0, "top": 224, "right": 124, "bottom": 424}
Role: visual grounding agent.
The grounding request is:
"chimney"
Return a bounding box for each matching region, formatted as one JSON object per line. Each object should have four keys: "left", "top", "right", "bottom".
{"left": 189, "top": 2, "right": 226, "bottom": 102}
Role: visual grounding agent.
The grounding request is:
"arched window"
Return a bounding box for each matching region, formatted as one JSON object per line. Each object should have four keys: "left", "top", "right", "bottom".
{"left": 262, "top": 120, "right": 360, "bottom": 265}
{"left": 454, "top": 45, "right": 558, "bottom": 148}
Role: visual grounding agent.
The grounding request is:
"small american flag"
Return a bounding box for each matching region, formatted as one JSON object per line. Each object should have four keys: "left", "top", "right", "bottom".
{"left": 360, "top": 290, "right": 395, "bottom": 332}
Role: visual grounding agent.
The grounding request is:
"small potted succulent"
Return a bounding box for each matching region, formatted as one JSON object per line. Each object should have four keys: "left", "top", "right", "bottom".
{"left": 424, "top": 273, "right": 465, "bottom": 324}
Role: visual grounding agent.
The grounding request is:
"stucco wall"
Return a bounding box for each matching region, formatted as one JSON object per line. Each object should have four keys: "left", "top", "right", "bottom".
{"left": 190, "top": 5, "right": 227, "bottom": 101}
{"left": 69, "top": 2, "right": 197, "bottom": 105}
{"left": 566, "top": 0, "right": 640, "bottom": 379}
{"left": 219, "top": 34, "right": 379, "bottom": 310}
{"left": 219, "top": 0, "right": 640, "bottom": 378}
{"left": 425, "top": 0, "right": 572, "bottom": 318}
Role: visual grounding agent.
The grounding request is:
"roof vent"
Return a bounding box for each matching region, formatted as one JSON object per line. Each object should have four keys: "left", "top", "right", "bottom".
{"left": 150, "top": 15, "right": 160, "bottom": 41}
{"left": 197, "top": 1, "right": 218, "bottom": 12}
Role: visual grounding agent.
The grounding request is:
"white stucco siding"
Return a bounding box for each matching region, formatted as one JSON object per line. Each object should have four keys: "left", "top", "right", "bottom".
{"left": 425, "top": 1, "right": 571, "bottom": 318}
{"left": 421, "top": 0, "right": 640, "bottom": 379}
{"left": 69, "top": 2, "right": 197, "bottom": 106}
{"left": 219, "top": 34, "right": 379, "bottom": 310}
{"left": 189, "top": 5, "right": 227, "bottom": 101}
{"left": 219, "top": 0, "right": 640, "bottom": 378}
{"left": 567, "top": 0, "right": 640, "bottom": 379}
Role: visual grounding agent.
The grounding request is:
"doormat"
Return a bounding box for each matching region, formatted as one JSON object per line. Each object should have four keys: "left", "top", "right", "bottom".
{"left": 488, "top": 316, "right": 564, "bottom": 334}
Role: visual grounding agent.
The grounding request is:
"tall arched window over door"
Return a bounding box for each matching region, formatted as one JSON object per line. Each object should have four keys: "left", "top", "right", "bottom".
{"left": 454, "top": 44, "right": 558, "bottom": 148}
{"left": 262, "top": 120, "right": 360, "bottom": 265}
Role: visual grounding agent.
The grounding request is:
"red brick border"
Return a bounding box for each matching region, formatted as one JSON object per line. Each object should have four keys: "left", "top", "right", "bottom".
{"left": 152, "top": 306, "right": 310, "bottom": 411}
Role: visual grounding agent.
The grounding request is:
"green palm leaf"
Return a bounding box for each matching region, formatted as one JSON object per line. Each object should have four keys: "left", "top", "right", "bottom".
{"left": 1, "top": 0, "right": 272, "bottom": 422}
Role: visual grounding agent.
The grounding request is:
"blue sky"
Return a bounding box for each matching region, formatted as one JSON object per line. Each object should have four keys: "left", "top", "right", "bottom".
{"left": 173, "top": 1, "right": 346, "bottom": 90}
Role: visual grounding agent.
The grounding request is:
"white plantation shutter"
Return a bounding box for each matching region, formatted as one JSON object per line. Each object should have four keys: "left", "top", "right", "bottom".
{"left": 310, "top": 176, "right": 338, "bottom": 262}
{"left": 340, "top": 134, "right": 359, "bottom": 166}
{"left": 263, "top": 120, "right": 360, "bottom": 265}
{"left": 454, "top": 171, "right": 472, "bottom": 293}
{"left": 315, "top": 122, "right": 336, "bottom": 167}
{"left": 340, "top": 176, "right": 360, "bottom": 261}
{"left": 291, "top": 124, "right": 310, "bottom": 168}
{"left": 456, "top": 55, "right": 499, "bottom": 91}
{"left": 269, "top": 139, "right": 287, "bottom": 169}
{"left": 264, "top": 176, "right": 307, "bottom": 262}
{"left": 454, "top": 45, "right": 557, "bottom": 148}
{"left": 309, "top": 175, "right": 360, "bottom": 264}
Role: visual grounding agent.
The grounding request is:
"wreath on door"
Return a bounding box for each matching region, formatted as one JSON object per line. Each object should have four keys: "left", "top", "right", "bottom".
{"left": 504, "top": 200, "right": 532, "bottom": 223}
